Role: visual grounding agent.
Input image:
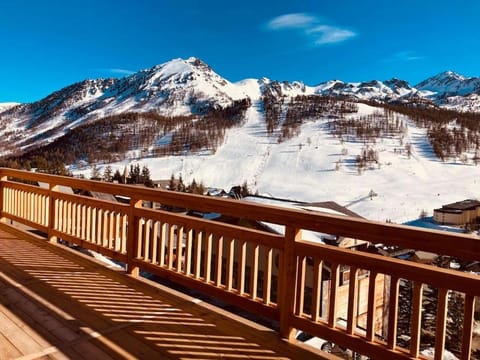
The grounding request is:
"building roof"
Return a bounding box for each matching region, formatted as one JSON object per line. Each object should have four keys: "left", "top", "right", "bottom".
{"left": 38, "top": 182, "right": 74, "bottom": 194}
{"left": 242, "top": 195, "right": 362, "bottom": 219}
{"left": 90, "top": 191, "right": 118, "bottom": 202}
{"left": 434, "top": 208, "right": 462, "bottom": 214}
{"left": 301, "top": 201, "right": 363, "bottom": 219}
{"left": 441, "top": 199, "right": 480, "bottom": 211}
{"left": 237, "top": 196, "right": 365, "bottom": 246}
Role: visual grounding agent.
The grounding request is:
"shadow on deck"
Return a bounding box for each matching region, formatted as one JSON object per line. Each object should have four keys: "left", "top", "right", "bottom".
{"left": 0, "top": 225, "right": 330, "bottom": 360}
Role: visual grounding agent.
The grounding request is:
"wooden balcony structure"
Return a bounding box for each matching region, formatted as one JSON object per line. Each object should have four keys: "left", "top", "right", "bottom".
{"left": 0, "top": 168, "right": 479, "bottom": 359}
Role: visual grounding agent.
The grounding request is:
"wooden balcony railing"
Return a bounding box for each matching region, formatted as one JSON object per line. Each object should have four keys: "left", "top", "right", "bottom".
{"left": 0, "top": 168, "right": 479, "bottom": 360}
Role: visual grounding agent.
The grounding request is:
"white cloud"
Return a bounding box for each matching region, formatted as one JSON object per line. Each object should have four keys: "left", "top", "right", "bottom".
{"left": 266, "top": 13, "right": 357, "bottom": 46}
{"left": 267, "top": 13, "right": 316, "bottom": 30}
{"left": 384, "top": 51, "right": 425, "bottom": 63}
{"left": 308, "top": 25, "right": 356, "bottom": 45}
{"left": 107, "top": 68, "right": 135, "bottom": 75}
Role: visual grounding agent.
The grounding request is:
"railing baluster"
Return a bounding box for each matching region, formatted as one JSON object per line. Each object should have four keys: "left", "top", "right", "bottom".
{"left": 311, "top": 258, "right": 323, "bottom": 322}
{"left": 215, "top": 235, "right": 223, "bottom": 286}
{"left": 410, "top": 281, "right": 423, "bottom": 358}
{"left": 168, "top": 224, "right": 175, "bottom": 269}
{"left": 17, "top": 190, "right": 21, "bottom": 219}
{"left": 28, "top": 192, "right": 33, "bottom": 222}
{"left": 159, "top": 222, "right": 167, "bottom": 266}
{"left": 204, "top": 232, "right": 213, "bottom": 283}
{"left": 97, "top": 208, "right": 103, "bottom": 245}
{"left": 73, "top": 203, "right": 78, "bottom": 237}
{"left": 86, "top": 206, "right": 91, "bottom": 242}
{"left": 238, "top": 240, "right": 246, "bottom": 295}
{"left": 151, "top": 220, "right": 159, "bottom": 264}
{"left": 263, "top": 247, "right": 272, "bottom": 305}
{"left": 226, "top": 237, "right": 235, "bottom": 291}
{"left": 91, "top": 207, "right": 97, "bottom": 243}
{"left": 67, "top": 200, "right": 72, "bottom": 235}
{"left": 58, "top": 199, "right": 64, "bottom": 232}
{"left": 184, "top": 228, "right": 193, "bottom": 276}
{"left": 250, "top": 243, "right": 259, "bottom": 300}
{"left": 328, "top": 262, "right": 340, "bottom": 328}
{"left": 51, "top": 192, "right": 59, "bottom": 242}
{"left": 121, "top": 214, "right": 127, "bottom": 253}
{"left": 108, "top": 212, "right": 114, "bottom": 249}
{"left": 347, "top": 266, "right": 359, "bottom": 334}
{"left": 102, "top": 210, "right": 109, "bottom": 247}
{"left": 194, "top": 230, "right": 202, "bottom": 279}
{"left": 461, "top": 294, "right": 475, "bottom": 360}
{"left": 295, "top": 257, "right": 306, "bottom": 316}
{"left": 366, "top": 270, "right": 378, "bottom": 341}
{"left": 176, "top": 226, "right": 184, "bottom": 272}
{"left": 80, "top": 205, "right": 86, "bottom": 240}
{"left": 434, "top": 288, "right": 448, "bottom": 360}
{"left": 387, "top": 275, "right": 400, "bottom": 349}
{"left": 144, "top": 219, "right": 151, "bottom": 262}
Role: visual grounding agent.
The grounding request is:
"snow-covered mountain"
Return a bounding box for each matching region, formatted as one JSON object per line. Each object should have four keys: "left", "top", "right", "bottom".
{"left": 313, "top": 78, "right": 415, "bottom": 101}
{"left": 1, "top": 57, "right": 480, "bottom": 153}
{"left": 416, "top": 70, "right": 480, "bottom": 97}
{"left": 0, "top": 57, "right": 256, "bottom": 152}
{"left": 0, "top": 102, "right": 20, "bottom": 113}
{"left": 414, "top": 71, "right": 480, "bottom": 112}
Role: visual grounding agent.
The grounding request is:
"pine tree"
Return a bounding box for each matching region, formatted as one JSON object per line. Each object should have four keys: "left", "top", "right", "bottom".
{"left": 112, "top": 169, "right": 123, "bottom": 183}
{"left": 168, "top": 174, "right": 176, "bottom": 191}
{"left": 177, "top": 175, "right": 186, "bottom": 192}
{"left": 141, "top": 165, "right": 153, "bottom": 187}
{"left": 91, "top": 164, "right": 101, "bottom": 180}
{"left": 103, "top": 165, "right": 113, "bottom": 182}
{"left": 127, "top": 164, "right": 141, "bottom": 184}
{"left": 240, "top": 181, "right": 249, "bottom": 197}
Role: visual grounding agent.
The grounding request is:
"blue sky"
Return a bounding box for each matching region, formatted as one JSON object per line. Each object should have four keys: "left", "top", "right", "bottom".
{"left": 1, "top": 0, "right": 480, "bottom": 103}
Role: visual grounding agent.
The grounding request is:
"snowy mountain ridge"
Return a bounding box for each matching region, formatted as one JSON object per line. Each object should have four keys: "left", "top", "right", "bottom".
{"left": 1, "top": 57, "right": 479, "bottom": 137}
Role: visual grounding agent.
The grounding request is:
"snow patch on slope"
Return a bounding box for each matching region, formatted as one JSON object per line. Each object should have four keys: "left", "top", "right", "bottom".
{"left": 0, "top": 102, "right": 20, "bottom": 113}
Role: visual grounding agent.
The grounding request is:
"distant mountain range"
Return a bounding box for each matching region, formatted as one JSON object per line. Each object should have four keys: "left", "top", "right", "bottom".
{"left": 1, "top": 56, "right": 480, "bottom": 157}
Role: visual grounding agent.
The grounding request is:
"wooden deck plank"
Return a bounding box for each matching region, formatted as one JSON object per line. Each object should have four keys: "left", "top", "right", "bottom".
{"left": 0, "top": 331, "right": 23, "bottom": 359}
{"left": 0, "top": 226, "right": 328, "bottom": 360}
{"left": 0, "top": 311, "right": 46, "bottom": 356}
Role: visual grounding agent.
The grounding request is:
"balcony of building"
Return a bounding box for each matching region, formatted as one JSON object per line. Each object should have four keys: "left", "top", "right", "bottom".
{"left": 0, "top": 168, "right": 478, "bottom": 359}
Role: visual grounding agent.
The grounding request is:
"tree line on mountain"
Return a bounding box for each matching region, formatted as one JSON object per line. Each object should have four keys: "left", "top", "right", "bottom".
{"left": 328, "top": 109, "right": 407, "bottom": 144}
{"left": 0, "top": 99, "right": 251, "bottom": 172}
{"left": 262, "top": 94, "right": 359, "bottom": 141}
{"left": 280, "top": 95, "right": 358, "bottom": 141}
{"left": 155, "top": 98, "right": 251, "bottom": 156}
{"left": 382, "top": 103, "right": 480, "bottom": 162}
{"left": 263, "top": 93, "right": 284, "bottom": 135}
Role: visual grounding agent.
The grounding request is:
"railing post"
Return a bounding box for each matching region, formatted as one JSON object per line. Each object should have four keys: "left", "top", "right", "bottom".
{"left": 0, "top": 174, "right": 7, "bottom": 223}
{"left": 127, "top": 198, "right": 142, "bottom": 277}
{"left": 279, "top": 226, "right": 300, "bottom": 341}
{"left": 48, "top": 184, "right": 58, "bottom": 243}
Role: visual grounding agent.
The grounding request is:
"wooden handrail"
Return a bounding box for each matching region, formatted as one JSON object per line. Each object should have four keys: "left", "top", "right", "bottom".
{"left": 0, "top": 168, "right": 478, "bottom": 360}
{"left": 1, "top": 168, "right": 479, "bottom": 260}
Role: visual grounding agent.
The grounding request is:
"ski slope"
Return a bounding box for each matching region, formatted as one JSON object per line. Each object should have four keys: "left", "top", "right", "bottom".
{"left": 79, "top": 102, "right": 480, "bottom": 224}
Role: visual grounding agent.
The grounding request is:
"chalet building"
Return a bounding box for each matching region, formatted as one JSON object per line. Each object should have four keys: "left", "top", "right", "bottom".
{"left": 433, "top": 199, "right": 480, "bottom": 225}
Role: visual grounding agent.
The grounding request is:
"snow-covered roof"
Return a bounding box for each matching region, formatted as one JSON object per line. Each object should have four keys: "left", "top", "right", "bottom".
{"left": 241, "top": 196, "right": 361, "bottom": 245}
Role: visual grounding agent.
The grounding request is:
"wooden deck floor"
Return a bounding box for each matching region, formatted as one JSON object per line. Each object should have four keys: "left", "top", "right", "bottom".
{"left": 0, "top": 225, "right": 330, "bottom": 360}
